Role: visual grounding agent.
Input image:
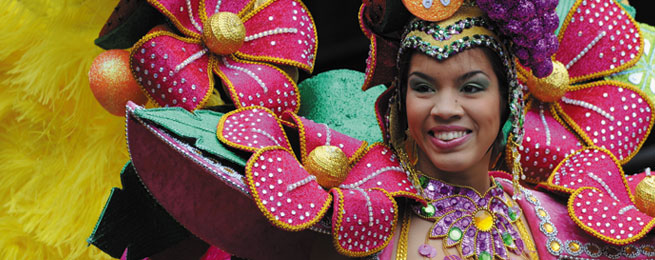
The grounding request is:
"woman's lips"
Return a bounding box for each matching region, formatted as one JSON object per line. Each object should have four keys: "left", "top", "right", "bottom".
{"left": 428, "top": 127, "right": 472, "bottom": 150}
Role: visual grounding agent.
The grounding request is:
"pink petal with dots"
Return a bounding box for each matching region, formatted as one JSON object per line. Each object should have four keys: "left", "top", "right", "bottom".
{"left": 341, "top": 144, "right": 418, "bottom": 195}
{"left": 131, "top": 33, "right": 213, "bottom": 111}
{"left": 149, "top": 0, "right": 204, "bottom": 37}
{"left": 282, "top": 112, "right": 365, "bottom": 161}
{"left": 556, "top": 0, "right": 641, "bottom": 82}
{"left": 331, "top": 188, "right": 396, "bottom": 256}
{"left": 237, "top": 0, "right": 317, "bottom": 72}
{"left": 203, "top": 0, "right": 252, "bottom": 18}
{"left": 569, "top": 187, "right": 654, "bottom": 244}
{"left": 246, "top": 147, "right": 331, "bottom": 230}
{"left": 520, "top": 102, "right": 583, "bottom": 183}
{"left": 215, "top": 56, "right": 299, "bottom": 115}
{"left": 557, "top": 82, "right": 654, "bottom": 163}
{"left": 218, "top": 107, "right": 291, "bottom": 152}
{"left": 550, "top": 148, "right": 626, "bottom": 193}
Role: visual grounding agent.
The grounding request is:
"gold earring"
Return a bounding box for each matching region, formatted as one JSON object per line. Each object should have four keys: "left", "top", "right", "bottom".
{"left": 404, "top": 130, "right": 419, "bottom": 166}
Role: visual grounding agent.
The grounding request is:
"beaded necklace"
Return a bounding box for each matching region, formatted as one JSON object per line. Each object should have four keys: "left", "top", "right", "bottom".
{"left": 395, "top": 151, "right": 537, "bottom": 259}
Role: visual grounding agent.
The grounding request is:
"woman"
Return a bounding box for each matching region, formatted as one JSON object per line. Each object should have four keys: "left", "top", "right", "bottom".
{"left": 365, "top": 0, "right": 655, "bottom": 259}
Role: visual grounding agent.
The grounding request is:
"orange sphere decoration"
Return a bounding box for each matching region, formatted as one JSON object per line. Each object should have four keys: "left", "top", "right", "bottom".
{"left": 88, "top": 49, "right": 147, "bottom": 116}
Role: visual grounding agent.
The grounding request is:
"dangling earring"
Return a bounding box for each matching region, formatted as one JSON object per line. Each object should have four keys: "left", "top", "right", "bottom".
{"left": 404, "top": 129, "right": 419, "bottom": 166}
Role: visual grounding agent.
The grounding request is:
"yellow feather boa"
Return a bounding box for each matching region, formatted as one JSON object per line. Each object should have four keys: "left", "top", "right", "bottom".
{"left": 0, "top": 1, "right": 130, "bottom": 258}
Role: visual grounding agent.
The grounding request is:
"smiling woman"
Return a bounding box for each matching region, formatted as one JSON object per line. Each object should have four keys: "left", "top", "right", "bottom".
{"left": 363, "top": 0, "right": 655, "bottom": 259}
{"left": 405, "top": 50, "right": 502, "bottom": 194}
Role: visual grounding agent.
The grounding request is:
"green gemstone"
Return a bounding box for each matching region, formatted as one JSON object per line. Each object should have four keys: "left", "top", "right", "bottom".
{"left": 502, "top": 231, "right": 514, "bottom": 246}
{"left": 508, "top": 209, "right": 518, "bottom": 221}
{"left": 419, "top": 176, "right": 429, "bottom": 188}
{"left": 479, "top": 251, "right": 492, "bottom": 260}
{"left": 420, "top": 204, "right": 436, "bottom": 217}
{"left": 448, "top": 227, "right": 462, "bottom": 242}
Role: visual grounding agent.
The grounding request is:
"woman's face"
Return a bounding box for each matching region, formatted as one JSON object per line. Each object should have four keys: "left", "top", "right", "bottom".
{"left": 405, "top": 48, "right": 502, "bottom": 176}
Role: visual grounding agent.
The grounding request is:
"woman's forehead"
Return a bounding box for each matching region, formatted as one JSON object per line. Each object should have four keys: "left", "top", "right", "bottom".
{"left": 407, "top": 49, "right": 496, "bottom": 80}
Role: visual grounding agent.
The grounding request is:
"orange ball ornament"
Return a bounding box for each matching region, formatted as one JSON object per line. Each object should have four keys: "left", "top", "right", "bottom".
{"left": 88, "top": 49, "right": 147, "bottom": 116}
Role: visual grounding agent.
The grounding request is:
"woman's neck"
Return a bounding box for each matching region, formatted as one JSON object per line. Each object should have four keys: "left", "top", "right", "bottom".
{"left": 415, "top": 152, "right": 492, "bottom": 194}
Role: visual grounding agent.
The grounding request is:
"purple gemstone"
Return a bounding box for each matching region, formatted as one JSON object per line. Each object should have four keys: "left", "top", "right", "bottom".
{"left": 440, "top": 186, "right": 450, "bottom": 194}
{"left": 515, "top": 238, "right": 525, "bottom": 253}
{"left": 418, "top": 244, "right": 434, "bottom": 257}
{"left": 462, "top": 245, "right": 471, "bottom": 255}
{"left": 444, "top": 216, "right": 453, "bottom": 225}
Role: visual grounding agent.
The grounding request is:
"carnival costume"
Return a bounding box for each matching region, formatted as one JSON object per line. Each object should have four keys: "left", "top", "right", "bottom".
{"left": 84, "top": 0, "right": 655, "bottom": 259}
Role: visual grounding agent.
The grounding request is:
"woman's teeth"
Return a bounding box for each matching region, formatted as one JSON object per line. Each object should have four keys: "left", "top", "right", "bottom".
{"left": 435, "top": 131, "right": 467, "bottom": 141}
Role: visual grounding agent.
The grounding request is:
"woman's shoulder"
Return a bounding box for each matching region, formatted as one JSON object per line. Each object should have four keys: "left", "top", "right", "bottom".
{"left": 494, "top": 175, "right": 655, "bottom": 260}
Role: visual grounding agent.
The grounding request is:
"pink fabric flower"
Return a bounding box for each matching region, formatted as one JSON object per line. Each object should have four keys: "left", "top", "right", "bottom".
{"left": 217, "top": 106, "right": 421, "bottom": 257}
{"left": 541, "top": 147, "right": 654, "bottom": 245}
{"left": 130, "top": 0, "right": 317, "bottom": 114}
{"left": 517, "top": 0, "right": 654, "bottom": 183}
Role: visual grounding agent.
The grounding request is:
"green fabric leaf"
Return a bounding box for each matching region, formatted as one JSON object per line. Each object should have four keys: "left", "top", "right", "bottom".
{"left": 606, "top": 23, "right": 655, "bottom": 104}
{"left": 134, "top": 107, "right": 247, "bottom": 166}
{"left": 298, "top": 69, "right": 385, "bottom": 144}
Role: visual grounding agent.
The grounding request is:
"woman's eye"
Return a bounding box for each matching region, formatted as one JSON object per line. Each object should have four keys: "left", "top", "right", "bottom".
{"left": 461, "top": 84, "right": 484, "bottom": 93}
{"left": 410, "top": 83, "right": 433, "bottom": 93}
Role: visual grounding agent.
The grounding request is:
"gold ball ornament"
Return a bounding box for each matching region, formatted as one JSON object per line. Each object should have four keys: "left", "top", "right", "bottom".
{"left": 305, "top": 145, "right": 351, "bottom": 189}
{"left": 526, "top": 61, "right": 570, "bottom": 103}
{"left": 88, "top": 49, "right": 147, "bottom": 116}
{"left": 635, "top": 176, "right": 655, "bottom": 217}
{"left": 203, "top": 12, "right": 246, "bottom": 55}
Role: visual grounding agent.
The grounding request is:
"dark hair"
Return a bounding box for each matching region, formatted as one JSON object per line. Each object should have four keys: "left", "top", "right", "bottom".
{"left": 398, "top": 47, "right": 510, "bottom": 167}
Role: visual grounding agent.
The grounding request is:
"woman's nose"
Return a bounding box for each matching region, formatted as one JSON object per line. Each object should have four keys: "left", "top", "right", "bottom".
{"left": 430, "top": 91, "right": 463, "bottom": 120}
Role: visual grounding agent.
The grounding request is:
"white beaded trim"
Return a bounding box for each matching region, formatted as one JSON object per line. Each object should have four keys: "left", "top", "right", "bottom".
{"left": 245, "top": 28, "right": 299, "bottom": 42}
{"left": 560, "top": 97, "right": 615, "bottom": 121}
{"left": 566, "top": 31, "right": 606, "bottom": 69}
{"left": 175, "top": 48, "right": 208, "bottom": 73}
{"left": 222, "top": 57, "right": 268, "bottom": 93}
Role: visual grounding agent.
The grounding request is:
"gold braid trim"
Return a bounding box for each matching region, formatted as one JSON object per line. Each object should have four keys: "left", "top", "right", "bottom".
{"left": 396, "top": 205, "right": 411, "bottom": 260}
{"left": 515, "top": 218, "right": 538, "bottom": 260}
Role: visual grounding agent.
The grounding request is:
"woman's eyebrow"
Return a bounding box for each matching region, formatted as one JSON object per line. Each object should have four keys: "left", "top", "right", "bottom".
{"left": 408, "top": 71, "right": 435, "bottom": 82}
{"left": 458, "top": 70, "right": 488, "bottom": 83}
{"left": 409, "top": 70, "right": 489, "bottom": 83}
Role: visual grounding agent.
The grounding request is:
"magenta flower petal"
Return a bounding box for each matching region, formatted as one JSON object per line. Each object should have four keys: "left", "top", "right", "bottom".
{"left": 341, "top": 144, "right": 418, "bottom": 196}
{"left": 246, "top": 147, "right": 332, "bottom": 230}
{"left": 218, "top": 106, "right": 292, "bottom": 152}
{"left": 570, "top": 187, "right": 655, "bottom": 244}
{"left": 215, "top": 56, "right": 299, "bottom": 115}
{"left": 520, "top": 102, "right": 583, "bottom": 183}
{"left": 238, "top": 0, "right": 317, "bottom": 72}
{"left": 550, "top": 147, "right": 655, "bottom": 244}
{"left": 203, "top": 0, "right": 252, "bottom": 18}
{"left": 557, "top": 83, "right": 654, "bottom": 163}
{"left": 331, "top": 188, "right": 397, "bottom": 256}
{"left": 131, "top": 32, "right": 213, "bottom": 111}
{"left": 555, "top": 0, "right": 641, "bottom": 82}
{"left": 149, "top": 0, "right": 204, "bottom": 37}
